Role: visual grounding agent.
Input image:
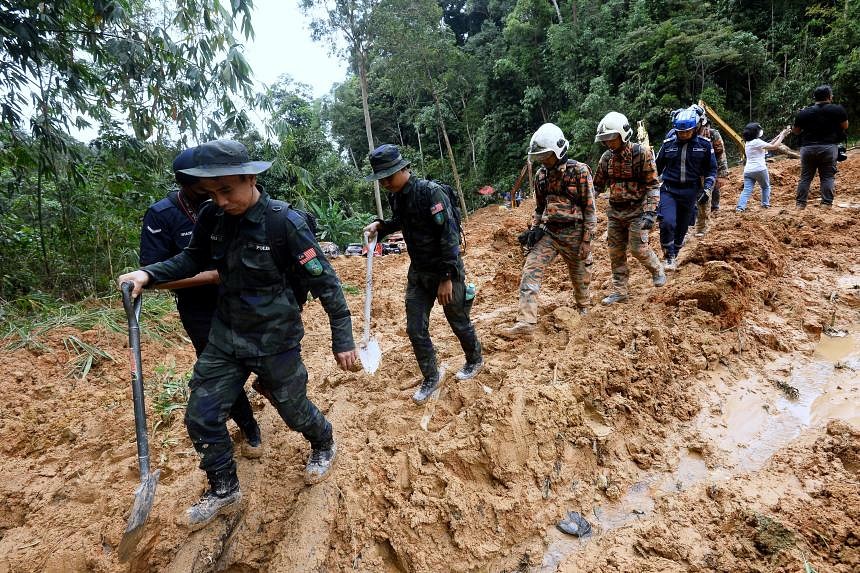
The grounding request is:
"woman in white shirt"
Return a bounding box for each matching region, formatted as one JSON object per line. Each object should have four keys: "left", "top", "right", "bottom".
{"left": 736, "top": 123, "right": 791, "bottom": 211}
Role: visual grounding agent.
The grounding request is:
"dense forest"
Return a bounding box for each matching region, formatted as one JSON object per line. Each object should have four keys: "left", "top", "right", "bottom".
{"left": 1, "top": 0, "right": 858, "bottom": 303}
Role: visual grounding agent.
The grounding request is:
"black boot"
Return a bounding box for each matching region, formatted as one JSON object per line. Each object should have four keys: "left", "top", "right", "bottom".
{"left": 304, "top": 438, "right": 338, "bottom": 485}
{"left": 412, "top": 373, "right": 441, "bottom": 404}
{"left": 184, "top": 466, "right": 242, "bottom": 531}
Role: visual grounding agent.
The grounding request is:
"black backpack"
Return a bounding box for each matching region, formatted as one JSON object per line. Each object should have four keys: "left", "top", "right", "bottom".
{"left": 425, "top": 179, "right": 465, "bottom": 247}
{"left": 263, "top": 199, "right": 319, "bottom": 309}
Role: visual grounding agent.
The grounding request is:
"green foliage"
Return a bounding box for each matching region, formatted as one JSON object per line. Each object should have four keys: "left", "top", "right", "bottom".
{"left": 149, "top": 359, "right": 190, "bottom": 433}
{"left": 1, "top": 290, "right": 182, "bottom": 349}
{"left": 308, "top": 200, "right": 375, "bottom": 248}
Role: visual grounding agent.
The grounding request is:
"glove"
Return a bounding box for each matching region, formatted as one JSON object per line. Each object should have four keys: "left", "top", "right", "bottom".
{"left": 698, "top": 187, "right": 712, "bottom": 205}
{"left": 517, "top": 226, "right": 545, "bottom": 249}
{"left": 578, "top": 240, "right": 591, "bottom": 260}
{"left": 640, "top": 211, "right": 657, "bottom": 230}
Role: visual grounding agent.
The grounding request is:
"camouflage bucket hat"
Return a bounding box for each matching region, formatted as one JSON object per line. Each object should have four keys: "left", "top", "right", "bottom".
{"left": 364, "top": 144, "right": 411, "bottom": 181}
{"left": 178, "top": 139, "right": 272, "bottom": 178}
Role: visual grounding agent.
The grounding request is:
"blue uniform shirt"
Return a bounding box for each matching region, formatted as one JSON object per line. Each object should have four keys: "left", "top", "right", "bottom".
{"left": 139, "top": 193, "right": 219, "bottom": 310}
{"left": 655, "top": 134, "right": 717, "bottom": 191}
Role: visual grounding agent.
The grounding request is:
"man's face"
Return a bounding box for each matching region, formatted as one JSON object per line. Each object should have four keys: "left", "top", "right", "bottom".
{"left": 183, "top": 181, "right": 209, "bottom": 201}
{"left": 676, "top": 128, "right": 695, "bottom": 142}
{"left": 603, "top": 134, "right": 624, "bottom": 152}
{"left": 198, "top": 175, "right": 258, "bottom": 215}
{"left": 380, "top": 169, "right": 410, "bottom": 193}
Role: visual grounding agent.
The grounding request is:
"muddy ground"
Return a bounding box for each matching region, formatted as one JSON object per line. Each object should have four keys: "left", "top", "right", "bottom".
{"left": 1, "top": 153, "right": 858, "bottom": 572}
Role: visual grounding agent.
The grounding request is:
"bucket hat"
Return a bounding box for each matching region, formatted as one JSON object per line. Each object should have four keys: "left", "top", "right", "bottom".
{"left": 177, "top": 139, "right": 272, "bottom": 178}
{"left": 364, "top": 144, "right": 411, "bottom": 181}
{"left": 172, "top": 147, "right": 198, "bottom": 173}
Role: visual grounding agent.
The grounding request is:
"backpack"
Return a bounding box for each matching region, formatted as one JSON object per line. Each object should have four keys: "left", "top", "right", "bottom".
{"left": 426, "top": 179, "right": 465, "bottom": 247}
{"left": 263, "top": 199, "right": 319, "bottom": 309}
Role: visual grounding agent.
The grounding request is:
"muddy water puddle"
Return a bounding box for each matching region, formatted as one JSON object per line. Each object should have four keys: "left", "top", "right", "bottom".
{"left": 538, "top": 326, "right": 859, "bottom": 572}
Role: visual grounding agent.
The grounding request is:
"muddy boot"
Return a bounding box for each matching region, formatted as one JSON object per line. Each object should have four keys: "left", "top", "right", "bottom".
{"left": 184, "top": 467, "right": 242, "bottom": 532}
{"left": 652, "top": 270, "right": 667, "bottom": 287}
{"left": 663, "top": 256, "right": 677, "bottom": 271}
{"left": 499, "top": 321, "right": 536, "bottom": 339}
{"left": 240, "top": 420, "right": 263, "bottom": 459}
{"left": 578, "top": 307, "right": 589, "bottom": 316}
{"left": 412, "top": 373, "right": 441, "bottom": 404}
{"left": 601, "top": 292, "right": 628, "bottom": 306}
{"left": 304, "top": 439, "right": 338, "bottom": 485}
{"left": 456, "top": 357, "right": 484, "bottom": 380}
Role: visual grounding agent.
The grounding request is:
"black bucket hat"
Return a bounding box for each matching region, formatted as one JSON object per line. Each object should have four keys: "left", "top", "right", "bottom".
{"left": 178, "top": 139, "right": 272, "bottom": 178}
{"left": 364, "top": 144, "right": 411, "bottom": 181}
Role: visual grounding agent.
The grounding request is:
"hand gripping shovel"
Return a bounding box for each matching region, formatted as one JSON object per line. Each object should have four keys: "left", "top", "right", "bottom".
{"left": 117, "top": 282, "right": 161, "bottom": 561}
{"left": 358, "top": 232, "right": 382, "bottom": 374}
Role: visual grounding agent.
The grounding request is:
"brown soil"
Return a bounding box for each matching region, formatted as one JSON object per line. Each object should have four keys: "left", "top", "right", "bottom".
{"left": 1, "top": 153, "right": 859, "bottom": 572}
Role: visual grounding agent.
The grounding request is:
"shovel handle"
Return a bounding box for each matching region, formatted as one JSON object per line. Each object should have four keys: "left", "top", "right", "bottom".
{"left": 362, "top": 233, "right": 376, "bottom": 344}
{"left": 120, "top": 282, "right": 152, "bottom": 480}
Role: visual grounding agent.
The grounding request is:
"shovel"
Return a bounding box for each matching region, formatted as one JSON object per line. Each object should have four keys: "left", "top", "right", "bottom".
{"left": 358, "top": 232, "right": 382, "bottom": 374}
{"left": 117, "top": 282, "right": 161, "bottom": 562}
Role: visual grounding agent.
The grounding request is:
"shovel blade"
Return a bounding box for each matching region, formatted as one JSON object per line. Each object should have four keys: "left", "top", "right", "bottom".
{"left": 117, "top": 469, "right": 161, "bottom": 562}
{"left": 358, "top": 336, "right": 382, "bottom": 374}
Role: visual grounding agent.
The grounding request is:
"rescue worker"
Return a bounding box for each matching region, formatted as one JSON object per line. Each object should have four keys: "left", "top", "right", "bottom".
{"left": 118, "top": 140, "right": 356, "bottom": 530}
{"left": 501, "top": 123, "right": 596, "bottom": 337}
{"left": 592, "top": 112, "right": 666, "bottom": 305}
{"left": 689, "top": 104, "right": 729, "bottom": 236}
{"left": 655, "top": 109, "right": 717, "bottom": 270}
{"left": 363, "top": 144, "right": 483, "bottom": 404}
{"left": 140, "top": 148, "right": 262, "bottom": 458}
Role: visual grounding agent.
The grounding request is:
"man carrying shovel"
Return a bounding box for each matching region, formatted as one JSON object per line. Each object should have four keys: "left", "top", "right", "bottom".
{"left": 363, "top": 144, "right": 483, "bottom": 404}
{"left": 118, "top": 139, "right": 356, "bottom": 531}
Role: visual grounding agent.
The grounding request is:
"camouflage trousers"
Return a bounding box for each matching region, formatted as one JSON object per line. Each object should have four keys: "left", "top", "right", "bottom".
{"left": 694, "top": 177, "right": 723, "bottom": 233}
{"left": 517, "top": 223, "right": 590, "bottom": 324}
{"left": 405, "top": 264, "right": 482, "bottom": 380}
{"left": 185, "top": 343, "right": 331, "bottom": 473}
{"left": 606, "top": 206, "right": 662, "bottom": 295}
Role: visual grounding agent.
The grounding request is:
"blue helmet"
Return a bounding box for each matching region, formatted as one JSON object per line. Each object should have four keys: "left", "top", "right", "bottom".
{"left": 672, "top": 109, "right": 698, "bottom": 132}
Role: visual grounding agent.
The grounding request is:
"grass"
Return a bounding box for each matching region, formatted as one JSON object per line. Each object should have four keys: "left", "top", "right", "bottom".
{"left": 342, "top": 283, "right": 362, "bottom": 296}
{"left": 63, "top": 335, "right": 115, "bottom": 381}
{"left": 149, "top": 359, "right": 190, "bottom": 433}
{"left": 1, "top": 290, "right": 184, "bottom": 350}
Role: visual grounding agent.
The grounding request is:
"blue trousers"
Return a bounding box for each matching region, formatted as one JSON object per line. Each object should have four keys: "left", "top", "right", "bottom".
{"left": 658, "top": 186, "right": 697, "bottom": 258}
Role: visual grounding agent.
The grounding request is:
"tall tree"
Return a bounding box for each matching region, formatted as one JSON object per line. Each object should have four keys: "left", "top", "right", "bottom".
{"left": 301, "top": 0, "right": 385, "bottom": 218}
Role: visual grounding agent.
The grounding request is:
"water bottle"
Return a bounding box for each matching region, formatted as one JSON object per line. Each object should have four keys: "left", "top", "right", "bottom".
{"left": 465, "top": 282, "right": 477, "bottom": 301}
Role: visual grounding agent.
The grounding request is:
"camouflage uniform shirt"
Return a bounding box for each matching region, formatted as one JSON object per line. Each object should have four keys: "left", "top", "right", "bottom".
{"left": 142, "top": 189, "right": 354, "bottom": 357}
{"left": 593, "top": 143, "right": 660, "bottom": 212}
{"left": 376, "top": 175, "right": 461, "bottom": 280}
{"left": 699, "top": 126, "right": 729, "bottom": 177}
{"left": 534, "top": 159, "right": 597, "bottom": 238}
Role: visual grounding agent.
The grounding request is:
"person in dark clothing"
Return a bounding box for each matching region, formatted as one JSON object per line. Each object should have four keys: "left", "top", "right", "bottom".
{"left": 362, "top": 144, "right": 483, "bottom": 405}
{"left": 792, "top": 85, "right": 849, "bottom": 208}
{"left": 655, "top": 109, "right": 717, "bottom": 270}
{"left": 140, "top": 148, "right": 262, "bottom": 459}
{"left": 119, "top": 140, "right": 356, "bottom": 531}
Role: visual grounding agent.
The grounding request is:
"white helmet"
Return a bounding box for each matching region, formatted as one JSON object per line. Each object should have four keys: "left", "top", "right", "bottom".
{"left": 595, "top": 111, "right": 633, "bottom": 143}
{"left": 528, "top": 123, "right": 569, "bottom": 161}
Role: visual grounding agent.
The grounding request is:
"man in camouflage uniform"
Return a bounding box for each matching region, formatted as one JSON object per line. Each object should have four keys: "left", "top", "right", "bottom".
{"left": 501, "top": 123, "right": 596, "bottom": 338}
{"left": 689, "top": 104, "right": 729, "bottom": 236}
{"left": 593, "top": 112, "right": 666, "bottom": 305}
{"left": 118, "top": 140, "right": 356, "bottom": 531}
{"left": 139, "top": 147, "right": 262, "bottom": 459}
{"left": 363, "top": 144, "right": 482, "bottom": 405}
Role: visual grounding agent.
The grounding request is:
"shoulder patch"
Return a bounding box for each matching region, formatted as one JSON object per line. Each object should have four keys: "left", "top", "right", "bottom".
{"left": 150, "top": 197, "right": 175, "bottom": 214}
{"left": 297, "top": 246, "right": 323, "bottom": 276}
{"left": 430, "top": 202, "right": 444, "bottom": 215}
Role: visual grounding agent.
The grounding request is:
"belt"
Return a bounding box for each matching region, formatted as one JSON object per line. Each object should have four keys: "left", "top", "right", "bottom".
{"left": 609, "top": 199, "right": 642, "bottom": 209}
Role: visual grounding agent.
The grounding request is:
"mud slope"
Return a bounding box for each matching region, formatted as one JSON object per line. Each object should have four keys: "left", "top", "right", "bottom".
{"left": 1, "top": 154, "right": 858, "bottom": 572}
